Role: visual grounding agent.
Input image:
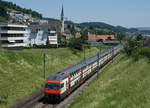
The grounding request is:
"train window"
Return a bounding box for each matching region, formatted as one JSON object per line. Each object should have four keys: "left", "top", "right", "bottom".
{"left": 45, "top": 83, "right": 60, "bottom": 90}
{"left": 66, "top": 81, "right": 68, "bottom": 87}
{"left": 61, "top": 83, "right": 64, "bottom": 88}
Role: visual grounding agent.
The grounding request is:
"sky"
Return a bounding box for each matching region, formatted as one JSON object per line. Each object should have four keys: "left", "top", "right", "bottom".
{"left": 5, "top": 0, "right": 150, "bottom": 28}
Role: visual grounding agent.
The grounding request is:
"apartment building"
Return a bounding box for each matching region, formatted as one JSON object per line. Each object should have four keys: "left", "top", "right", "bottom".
{"left": 0, "top": 23, "right": 27, "bottom": 49}
{"left": 47, "top": 30, "right": 58, "bottom": 45}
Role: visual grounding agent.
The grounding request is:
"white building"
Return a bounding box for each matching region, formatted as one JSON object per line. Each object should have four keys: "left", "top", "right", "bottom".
{"left": 47, "top": 30, "right": 58, "bottom": 45}
{"left": 0, "top": 23, "right": 27, "bottom": 49}
{"left": 33, "top": 28, "right": 47, "bottom": 45}
{"left": 24, "top": 27, "right": 31, "bottom": 47}
{"left": 25, "top": 28, "right": 47, "bottom": 47}
{"left": 9, "top": 12, "right": 33, "bottom": 23}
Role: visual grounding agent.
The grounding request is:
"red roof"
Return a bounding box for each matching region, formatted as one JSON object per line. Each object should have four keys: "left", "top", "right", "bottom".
{"left": 88, "top": 35, "right": 115, "bottom": 41}
{"left": 75, "top": 33, "right": 81, "bottom": 39}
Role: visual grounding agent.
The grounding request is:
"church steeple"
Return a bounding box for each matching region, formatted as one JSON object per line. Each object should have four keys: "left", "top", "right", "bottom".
{"left": 61, "top": 5, "right": 64, "bottom": 33}
{"left": 61, "top": 5, "right": 64, "bottom": 18}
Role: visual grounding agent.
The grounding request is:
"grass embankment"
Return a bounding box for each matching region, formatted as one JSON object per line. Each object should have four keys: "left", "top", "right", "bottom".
{"left": 0, "top": 46, "right": 111, "bottom": 108}
{"left": 69, "top": 54, "right": 150, "bottom": 108}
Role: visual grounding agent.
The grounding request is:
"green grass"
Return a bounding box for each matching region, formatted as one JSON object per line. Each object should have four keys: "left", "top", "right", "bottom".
{"left": 69, "top": 54, "right": 150, "bottom": 108}
{"left": 0, "top": 46, "right": 111, "bottom": 108}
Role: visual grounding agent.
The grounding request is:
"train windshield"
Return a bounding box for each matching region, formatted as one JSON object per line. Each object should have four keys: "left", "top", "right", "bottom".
{"left": 45, "top": 83, "right": 60, "bottom": 90}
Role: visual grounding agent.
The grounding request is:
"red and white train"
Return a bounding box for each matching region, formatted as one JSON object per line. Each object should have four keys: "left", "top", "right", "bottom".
{"left": 44, "top": 45, "right": 122, "bottom": 101}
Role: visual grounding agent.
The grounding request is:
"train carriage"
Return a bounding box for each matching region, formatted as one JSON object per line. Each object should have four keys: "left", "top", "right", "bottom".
{"left": 44, "top": 45, "right": 122, "bottom": 102}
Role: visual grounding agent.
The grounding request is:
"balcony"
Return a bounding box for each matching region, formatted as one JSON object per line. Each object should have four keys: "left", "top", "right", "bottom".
{"left": 49, "top": 42, "right": 58, "bottom": 44}
{"left": 0, "top": 30, "right": 27, "bottom": 34}
{"left": 0, "top": 37, "right": 25, "bottom": 41}
{"left": 2, "top": 43, "right": 25, "bottom": 48}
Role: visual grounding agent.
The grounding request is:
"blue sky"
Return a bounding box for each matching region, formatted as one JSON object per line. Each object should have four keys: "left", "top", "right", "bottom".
{"left": 5, "top": 0, "right": 150, "bottom": 28}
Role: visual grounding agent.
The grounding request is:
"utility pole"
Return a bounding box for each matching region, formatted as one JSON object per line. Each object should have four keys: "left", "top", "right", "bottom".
{"left": 43, "top": 53, "right": 46, "bottom": 79}
{"left": 97, "top": 44, "right": 101, "bottom": 79}
{"left": 112, "top": 47, "right": 114, "bottom": 62}
{"left": 83, "top": 45, "right": 86, "bottom": 61}
{"left": 99, "top": 45, "right": 101, "bottom": 67}
{"left": 97, "top": 51, "right": 99, "bottom": 79}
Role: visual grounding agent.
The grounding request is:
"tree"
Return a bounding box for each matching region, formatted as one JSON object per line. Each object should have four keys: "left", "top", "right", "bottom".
{"left": 70, "top": 25, "right": 76, "bottom": 36}
{"left": 136, "top": 34, "right": 143, "bottom": 41}
{"left": 116, "top": 33, "right": 125, "bottom": 43}
{"left": 68, "top": 38, "right": 83, "bottom": 51}
{"left": 80, "top": 29, "right": 88, "bottom": 43}
{"left": 0, "top": 17, "right": 6, "bottom": 22}
{"left": 0, "top": 0, "right": 42, "bottom": 19}
{"left": 0, "top": 5, "right": 9, "bottom": 20}
{"left": 0, "top": 41, "right": 2, "bottom": 48}
{"left": 124, "top": 39, "right": 142, "bottom": 56}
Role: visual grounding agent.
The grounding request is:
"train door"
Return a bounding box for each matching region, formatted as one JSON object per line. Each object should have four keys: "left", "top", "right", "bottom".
{"left": 64, "top": 72, "right": 71, "bottom": 94}
{"left": 79, "top": 64, "right": 83, "bottom": 83}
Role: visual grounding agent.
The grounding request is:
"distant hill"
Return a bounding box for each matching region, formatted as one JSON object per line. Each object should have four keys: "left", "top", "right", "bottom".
{"left": 43, "top": 17, "right": 60, "bottom": 22}
{"left": 136, "top": 27, "right": 150, "bottom": 31}
{"left": 76, "top": 22, "right": 139, "bottom": 33}
{"left": 140, "top": 30, "right": 150, "bottom": 35}
{"left": 0, "top": 0, "right": 42, "bottom": 22}
{"left": 135, "top": 27, "right": 150, "bottom": 35}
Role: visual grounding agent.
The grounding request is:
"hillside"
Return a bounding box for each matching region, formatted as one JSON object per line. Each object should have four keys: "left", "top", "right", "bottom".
{"left": 0, "top": 0, "right": 42, "bottom": 22}
{"left": 0, "top": 46, "right": 112, "bottom": 108}
{"left": 76, "top": 22, "right": 139, "bottom": 33}
{"left": 69, "top": 54, "right": 150, "bottom": 108}
{"left": 136, "top": 27, "right": 150, "bottom": 34}
{"left": 136, "top": 27, "right": 150, "bottom": 31}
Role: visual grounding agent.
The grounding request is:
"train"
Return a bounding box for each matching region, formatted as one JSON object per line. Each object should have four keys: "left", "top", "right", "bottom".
{"left": 44, "top": 45, "right": 122, "bottom": 102}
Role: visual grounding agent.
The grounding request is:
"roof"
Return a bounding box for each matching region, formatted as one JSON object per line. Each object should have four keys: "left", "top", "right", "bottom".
{"left": 88, "top": 34, "right": 97, "bottom": 40}
{"left": 75, "top": 33, "right": 81, "bottom": 38}
{"left": 97, "top": 35, "right": 115, "bottom": 40}
{"left": 30, "top": 23, "right": 60, "bottom": 33}
{"left": 88, "top": 35, "right": 115, "bottom": 41}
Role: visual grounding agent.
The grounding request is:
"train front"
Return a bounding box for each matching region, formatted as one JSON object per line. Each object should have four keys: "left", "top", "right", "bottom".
{"left": 44, "top": 80, "right": 62, "bottom": 101}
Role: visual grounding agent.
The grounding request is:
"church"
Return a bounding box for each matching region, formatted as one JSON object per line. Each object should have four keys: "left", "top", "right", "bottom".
{"left": 60, "top": 5, "right": 74, "bottom": 40}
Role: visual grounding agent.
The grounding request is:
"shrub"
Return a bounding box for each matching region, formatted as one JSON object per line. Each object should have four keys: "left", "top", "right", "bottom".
{"left": 0, "top": 94, "right": 8, "bottom": 105}
{"left": 124, "top": 39, "right": 142, "bottom": 56}
{"left": 59, "top": 40, "right": 68, "bottom": 47}
{"left": 140, "top": 47, "right": 150, "bottom": 59}
{"left": 132, "top": 50, "right": 140, "bottom": 61}
{"left": 68, "top": 38, "right": 83, "bottom": 51}
{"left": 0, "top": 41, "right": 2, "bottom": 48}
{"left": 136, "top": 34, "right": 143, "bottom": 41}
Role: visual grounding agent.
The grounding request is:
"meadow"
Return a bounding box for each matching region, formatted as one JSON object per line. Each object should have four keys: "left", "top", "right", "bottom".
{"left": 0, "top": 46, "right": 111, "bottom": 108}
{"left": 69, "top": 54, "right": 150, "bottom": 108}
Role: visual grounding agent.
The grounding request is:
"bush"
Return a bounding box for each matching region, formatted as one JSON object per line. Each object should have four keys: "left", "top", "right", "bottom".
{"left": 124, "top": 39, "right": 142, "bottom": 56}
{"left": 124, "top": 39, "right": 150, "bottom": 62}
{"left": 68, "top": 38, "right": 83, "bottom": 51}
{"left": 136, "top": 34, "right": 143, "bottom": 41}
{"left": 59, "top": 40, "right": 68, "bottom": 47}
{"left": 0, "top": 41, "right": 2, "bottom": 48}
{"left": 132, "top": 51, "right": 140, "bottom": 61}
{"left": 31, "top": 44, "right": 58, "bottom": 49}
{"left": 0, "top": 94, "right": 8, "bottom": 105}
{"left": 140, "top": 47, "right": 150, "bottom": 59}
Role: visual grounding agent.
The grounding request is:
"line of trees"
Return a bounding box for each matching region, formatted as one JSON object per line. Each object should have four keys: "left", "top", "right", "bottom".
{"left": 0, "top": 0, "right": 42, "bottom": 20}
{"left": 0, "top": 4, "right": 9, "bottom": 22}
{"left": 124, "top": 35, "right": 150, "bottom": 61}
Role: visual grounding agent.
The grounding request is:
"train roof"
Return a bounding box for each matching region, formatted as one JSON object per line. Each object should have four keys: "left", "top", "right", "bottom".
{"left": 47, "top": 45, "right": 122, "bottom": 81}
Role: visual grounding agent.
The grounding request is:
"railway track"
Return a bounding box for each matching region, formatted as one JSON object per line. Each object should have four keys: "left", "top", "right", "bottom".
{"left": 33, "top": 103, "right": 57, "bottom": 108}
{"left": 31, "top": 96, "right": 57, "bottom": 108}
{"left": 11, "top": 53, "right": 120, "bottom": 108}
